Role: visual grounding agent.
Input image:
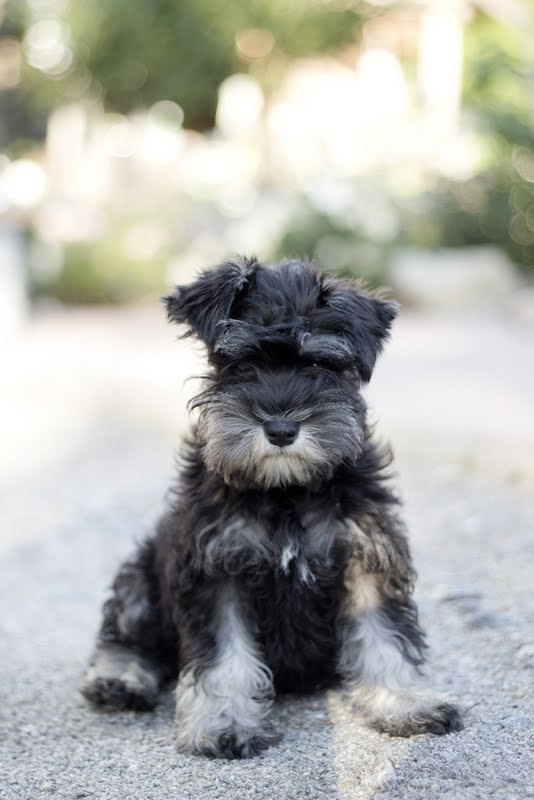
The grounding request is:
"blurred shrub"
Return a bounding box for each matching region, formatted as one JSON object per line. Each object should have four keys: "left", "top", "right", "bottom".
{"left": 6, "top": 2, "right": 534, "bottom": 306}
{"left": 277, "top": 11, "right": 534, "bottom": 276}
{"left": 3, "top": 0, "right": 376, "bottom": 138}
{"left": 30, "top": 229, "right": 169, "bottom": 304}
{"left": 394, "top": 167, "right": 530, "bottom": 268}
{"left": 275, "top": 184, "right": 395, "bottom": 284}
{"left": 413, "top": 11, "right": 534, "bottom": 271}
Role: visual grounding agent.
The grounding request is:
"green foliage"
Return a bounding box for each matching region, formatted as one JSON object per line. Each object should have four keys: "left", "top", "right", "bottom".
{"left": 7, "top": 0, "right": 374, "bottom": 132}
{"left": 463, "top": 12, "right": 533, "bottom": 123}
{"left": 275, "top": 192, "right": 393, "bottom": 285}
{"left": 434, "top": 10, "right": 534, "bottom": 270}
{"left": 0, "top": 3, "right": 44, "bottom": 150}
{"left": 273, "top": 2, "right": 534, "bottom": 275}
{"left": 416, "top": 165, "right": 534, "bottom": 271}
{"left": 31, "top": 232, "right": 169, "bottom": 304}
{"left": 396, "top": 171, "right": 512, "bottom": 247}
{"left": 283, "top": 9, "right": 534, "bottom": 274}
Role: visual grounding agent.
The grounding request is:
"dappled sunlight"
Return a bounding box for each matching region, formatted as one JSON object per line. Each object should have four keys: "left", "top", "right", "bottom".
{"left": 1, "top": 0, "right": 510, "bottom": 283}
{"left": 1, "top": 1, "right": 533, "bottom": 324}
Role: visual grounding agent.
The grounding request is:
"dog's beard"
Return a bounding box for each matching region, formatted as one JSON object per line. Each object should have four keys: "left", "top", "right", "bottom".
{"left": 198, "top": 402, "right": 364, "bottom": 489}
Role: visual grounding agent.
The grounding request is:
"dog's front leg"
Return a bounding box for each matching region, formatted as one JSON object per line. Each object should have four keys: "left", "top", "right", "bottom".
{"left": 175, "top": 582, "right": 276, "bottom": 758}
{"left": 339, "top": 562, "right": 462, "bottom": 736}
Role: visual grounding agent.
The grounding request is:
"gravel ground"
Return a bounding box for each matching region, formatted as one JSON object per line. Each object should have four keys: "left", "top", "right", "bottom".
{"left": 1, "top": 308, "right": 533, "bottom": 799}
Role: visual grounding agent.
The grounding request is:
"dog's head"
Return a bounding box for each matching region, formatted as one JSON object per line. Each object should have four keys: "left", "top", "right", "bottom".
{"left": 165, "top": 257, "right": 397, "bottom": 489}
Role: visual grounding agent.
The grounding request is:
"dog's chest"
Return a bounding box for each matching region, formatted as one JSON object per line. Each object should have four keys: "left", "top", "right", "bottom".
{"left": 199, "top": 501, "right": 351, "bottom": 583}
{"left": 271, "top": 509, "right": 348, "bottom": 583}
{"left": 249, "top": 506, "right": 349, "bottom": 691}
{"left": 196, "top": 501, "right": 351, "bottom": 690}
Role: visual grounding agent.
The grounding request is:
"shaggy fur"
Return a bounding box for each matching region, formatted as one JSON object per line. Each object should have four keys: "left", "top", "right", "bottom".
{"left": 83, "top": 256, "right": 462, "bottom": 757}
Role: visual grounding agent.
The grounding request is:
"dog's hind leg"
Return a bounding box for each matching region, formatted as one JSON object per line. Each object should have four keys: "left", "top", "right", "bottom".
{"left": 338, "top": 520, "right": 462, "bottom": 736}
{"left": 82, "top": 540, "right": 173, "bottom": 711}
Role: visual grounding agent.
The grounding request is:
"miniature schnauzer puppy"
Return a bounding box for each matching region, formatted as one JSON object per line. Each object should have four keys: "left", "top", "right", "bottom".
{"left": 83, "top": 256, "right": 462, "bottom": 757}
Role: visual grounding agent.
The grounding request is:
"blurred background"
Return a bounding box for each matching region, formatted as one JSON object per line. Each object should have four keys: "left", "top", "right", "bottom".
{"left": 2, "top": 8, "right": 534, "bottom": 794}
{"left": 1, "top": 0, "right": 534, "bottom": 553}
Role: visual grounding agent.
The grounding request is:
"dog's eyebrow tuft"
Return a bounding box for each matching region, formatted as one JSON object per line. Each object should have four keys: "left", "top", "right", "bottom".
{"left": 298, "top": 332, "right": 357, "bottom": 368}
{"left": 214, "top": 321, "right": 357, "bottom": 369}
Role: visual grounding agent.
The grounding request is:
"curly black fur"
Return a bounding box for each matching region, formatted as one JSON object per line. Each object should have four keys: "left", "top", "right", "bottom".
{"left": 83, "top": 257, "right": 461, "bottom": 758}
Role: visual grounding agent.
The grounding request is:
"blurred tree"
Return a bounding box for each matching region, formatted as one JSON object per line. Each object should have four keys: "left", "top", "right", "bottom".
{"left": 0, "top": 2, "right": 46, "bottom": 151}
{"left": 1, "top": 0, "right": 379, "bottom": 138}
{"left": 426, "top": 9, "right": 534, "bottom": 270}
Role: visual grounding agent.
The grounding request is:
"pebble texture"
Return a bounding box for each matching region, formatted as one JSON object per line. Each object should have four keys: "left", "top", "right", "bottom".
{"left": 1, "top": 308, "right": 533, "bottom": 799}
{"left": 1, "top": 443, "right": 533, "bottom": 800}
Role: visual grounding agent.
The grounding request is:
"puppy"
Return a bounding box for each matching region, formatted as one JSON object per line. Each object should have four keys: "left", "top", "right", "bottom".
{"left": 83, "top": 257, "right": 462, "bottom": 758}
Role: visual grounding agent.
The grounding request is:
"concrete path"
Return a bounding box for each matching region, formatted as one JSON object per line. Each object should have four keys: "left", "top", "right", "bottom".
{"left": 1, "top": 307, "right": 533, "bottom": 799}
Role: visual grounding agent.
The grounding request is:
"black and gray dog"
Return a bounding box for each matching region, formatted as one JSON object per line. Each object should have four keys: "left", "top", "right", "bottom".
{"left": 83, "top": 256, "right": 462, "bottom": 757}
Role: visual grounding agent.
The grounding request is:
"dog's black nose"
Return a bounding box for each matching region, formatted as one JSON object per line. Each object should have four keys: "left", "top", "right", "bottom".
{"left": 263, "top": 419, "right": 300, "bottom": 447}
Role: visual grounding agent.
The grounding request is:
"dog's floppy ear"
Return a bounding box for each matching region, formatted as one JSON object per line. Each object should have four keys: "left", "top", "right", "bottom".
{"left": 324, "top": 282, "right": 399, "bottom": 382}
{"left": 164, "top": 257, "right": 258, "bottom": 347}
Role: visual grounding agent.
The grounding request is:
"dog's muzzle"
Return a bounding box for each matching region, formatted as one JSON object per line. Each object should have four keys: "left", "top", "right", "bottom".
{"left": 263, "top": 419, "right": 300, "bottom": 447}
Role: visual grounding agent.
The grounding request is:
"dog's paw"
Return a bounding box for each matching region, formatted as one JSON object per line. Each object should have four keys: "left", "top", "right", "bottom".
{"left": 177, "top": 727, "right": 280, "bottom": 759}
{"left": 210, "top": 729, "right": 280, "bottom": 759}
{"left": 371, "top": 700, "right": 463, "bottom": 737}
{"left": 82, "top": 646, "right": 159, "bottom": 711}
{"left": 82, "top": 672, "right": 158, "bottom": 711}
